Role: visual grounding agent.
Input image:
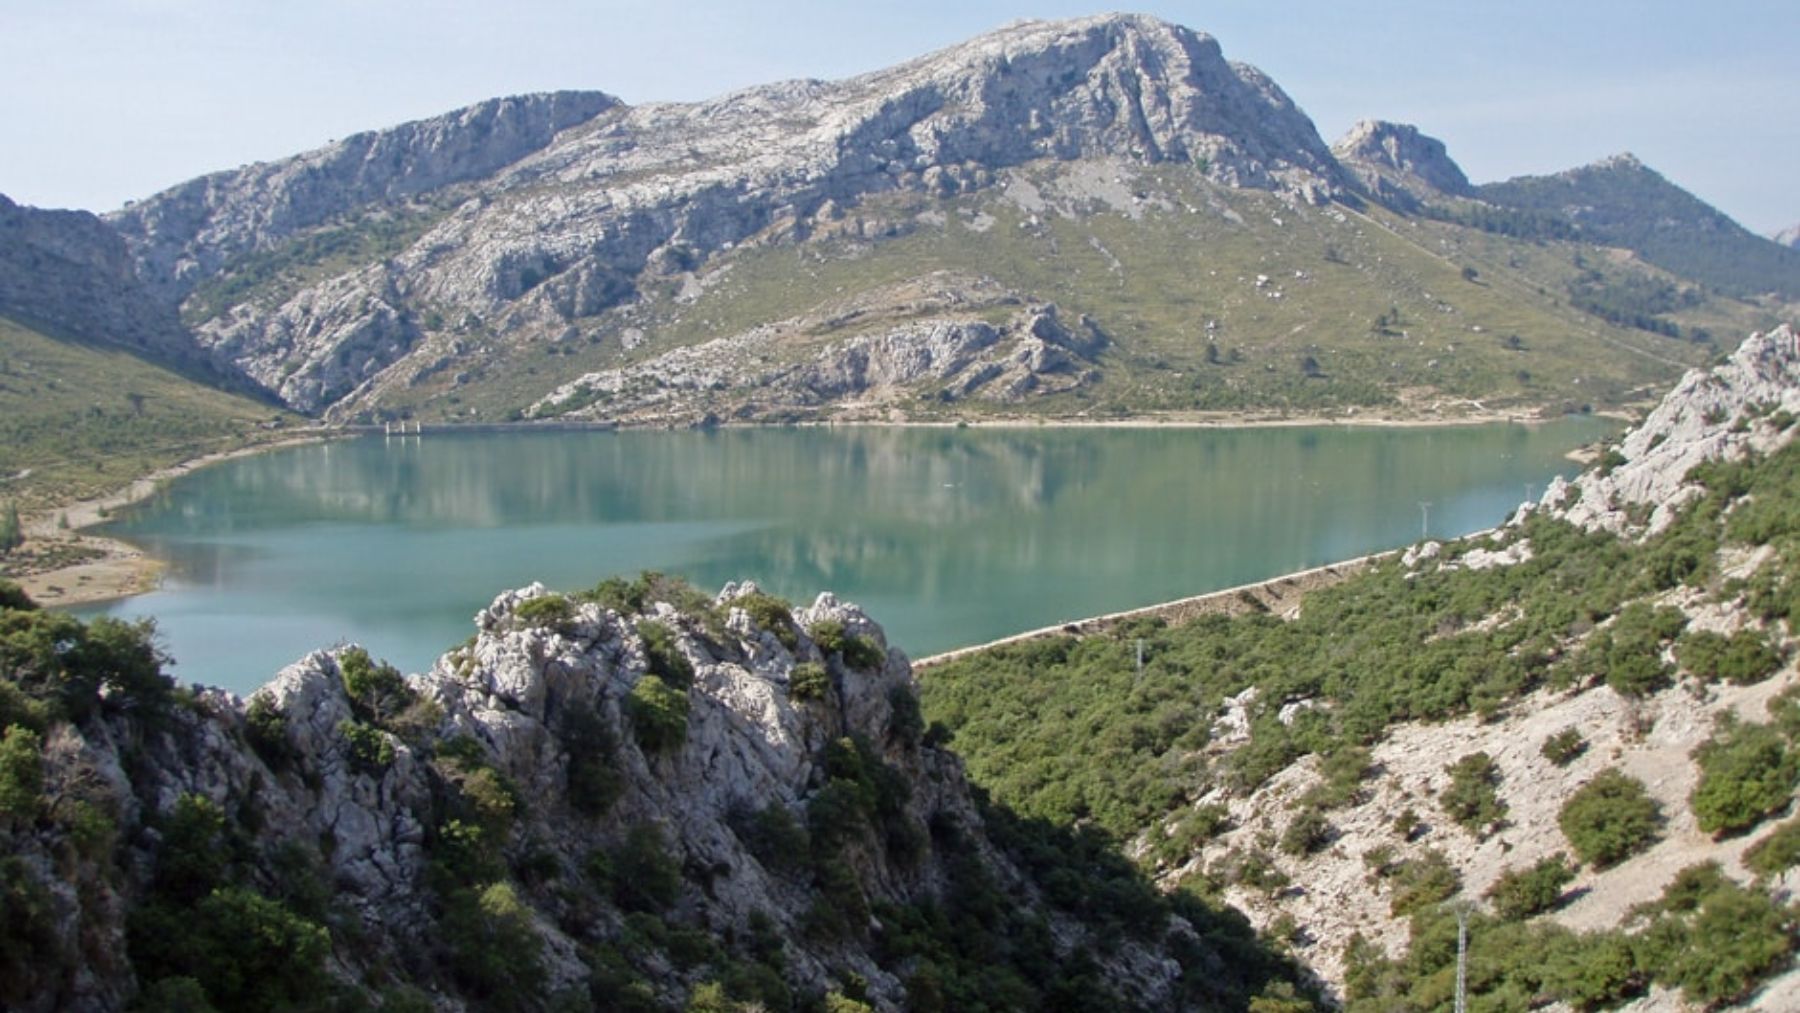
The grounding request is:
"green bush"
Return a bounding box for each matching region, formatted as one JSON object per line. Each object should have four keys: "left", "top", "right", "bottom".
{"left": 788, "top": 662, "right": 829, "bottom": 702}
{"left": 513, "top": 592, "right": 574, "bottom": 631}
{"left": 1279, "top": 805, "right": 1333, "bottom": 856}
{"left": 131, "top": 887, "right": 329, "bottom": 1012}
{"left": 1540, "top": 727, "right": 1587, "bottom": 766}
{"left": 560, "top": 698, "right": 620, "bottom": 816}
{"left": 1486, "top": 853, "right": 1576, "bottom": 920}
{"left": 1690, "top": 719, "right": 1797, "bottom": 836}
{"left": 1559, "top": 768, "right": 1661, "bottom": 867}
{"left": 636, "top": 620, "right": 695, "bottom": 687}
{"left": 609, "top": 824, "right": 683, "bottom": 913}
{"left": 808, "top": 619, "right": 885, "bottom": 670}
{"left": 242, "top": 694, "right": 291, "bottom": 770}
{"left": 1679, "top": 628, "right": 1783, "bottom": 685}
{"left": 1388, "top": 850, "right": 1460, "bottom": 916}
{"left": 736, "top": 591, "right": 799, "bottom": 650}
{"left": 440, "top": 880, "right": 545, "bottom": 1010}
{"left": 337, "top": 719, "right": 396, "bottom": 777}
{"left": 1440, "top": 751, "right": 1506, "bottom": 834}
{"left": 627, "top": 675, "right": 689, "bottom": 752}
{"left": 1743, "top": 816, "right": 1800, "bottom": 876}
{"left": 1638, "top": 864, "right": 1795, "bottom": 1007}
{"left": 337, "top": 646, "right": 412, "bottom": 724}
{"left": 0, "top": 724, "right": 44, "bottom": 821}
{"left": 0, "top": 502, "right": 20, "bottom": 554}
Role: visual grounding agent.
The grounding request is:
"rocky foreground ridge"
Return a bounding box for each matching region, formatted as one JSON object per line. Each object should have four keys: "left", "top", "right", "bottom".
{"left": 0, "top": 575, "right": 1301, "bottom": 1010}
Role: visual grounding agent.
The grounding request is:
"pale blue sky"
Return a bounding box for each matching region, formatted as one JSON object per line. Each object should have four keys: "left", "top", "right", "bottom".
{"left": 3, "top": 1, "right": 1795, "bottom": 233}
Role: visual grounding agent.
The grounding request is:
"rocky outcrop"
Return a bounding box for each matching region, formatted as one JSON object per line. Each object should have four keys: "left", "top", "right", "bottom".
{"left": 532, "top": 299, "right": 1105, "bottom": 422}
{"left": 0, "top": 194, "right": 256, "bottom": 392}
{"left": 1540, "top": 323, "right": 1800, "bottom": 534}
{"left": 9, "top": 580, "right": 1250, "bottom": 1010}
{"left": 108, "top": 14, "right": 1347, "bottom": 414}
{"left": 1777, "top": 223, "right": 1800, "bottom": 250}
{"left": 107, "top": 91, "right": 621, "bottom": 303}
{"left": 1330, "top": 119, "right": 1471, "bottom": 208}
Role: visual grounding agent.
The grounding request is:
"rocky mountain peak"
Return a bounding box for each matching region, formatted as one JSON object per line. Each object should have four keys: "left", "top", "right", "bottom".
{"left": 1330, "top": 118, "right": 1471, "bottom": 206}
{"left": 104, "top": 13, "right": 1356, "bottom": 415}
{"left": 1776, "top": 223, "right": 1800, "bottom": 249}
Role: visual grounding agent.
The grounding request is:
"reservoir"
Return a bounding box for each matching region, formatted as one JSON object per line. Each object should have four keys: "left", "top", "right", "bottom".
{"left": 81, "top": 420, "right": 1615, "bottom": 693}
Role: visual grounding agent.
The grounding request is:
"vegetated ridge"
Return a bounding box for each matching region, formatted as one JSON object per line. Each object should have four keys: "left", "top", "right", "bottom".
{"left": 0, "top": 573, "right": 1311, "bottom": 1011}
{"left": 40, "top": 14, "right": 1784, "bottom": 428}
{"left": 922, "top": 324, "right": 1800, "bottom": 1010}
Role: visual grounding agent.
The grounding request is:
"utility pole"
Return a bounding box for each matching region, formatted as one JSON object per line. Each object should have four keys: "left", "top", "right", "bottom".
{"left": 1418, "top": 501, "right": 1433, "bottom": 539}
{"left": 1450, "top": 900, "right": 1471, "bottom": 1013}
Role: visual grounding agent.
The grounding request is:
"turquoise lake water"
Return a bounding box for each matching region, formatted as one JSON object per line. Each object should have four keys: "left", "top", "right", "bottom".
{"left": 80, "top": 420, "right": 1615, "bottom": 694}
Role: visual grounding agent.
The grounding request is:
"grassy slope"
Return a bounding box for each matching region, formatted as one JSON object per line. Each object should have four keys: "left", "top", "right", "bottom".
{"left": 0, "top": 313, "right": 289, "bottom": 510}
{"left": 380, "top": 163, "right": 1742, "bottom": 422}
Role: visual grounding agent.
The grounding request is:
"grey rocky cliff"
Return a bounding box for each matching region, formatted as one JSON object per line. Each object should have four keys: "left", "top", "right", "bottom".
{"left": 106, "top": 91, "right": 620, "bottom": 305}
{"left": 109, "top": 14, "right": 1349, "bottom": 414}
{"left": 0, "top": 194, "right": 256, "bottom": 392}
{"left": 21, "top": 580, "right": 1218, "bottom": 1010}
{"left": 1538, "top": 323, "right": 1800, "bottom": 535}
{"left": 1777, "top": 223, "right": 1800, "bottom": 249}
{"left": 1329, "top": 119, "right": 1471, "bottom": 208}
{"left": 531, "top": 293, "right": 1106, "bottom": 422}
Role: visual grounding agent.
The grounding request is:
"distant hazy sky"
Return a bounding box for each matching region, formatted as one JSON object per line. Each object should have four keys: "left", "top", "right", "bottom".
{"left": 3, "top": 1, "right": 1795, "bottom": 232}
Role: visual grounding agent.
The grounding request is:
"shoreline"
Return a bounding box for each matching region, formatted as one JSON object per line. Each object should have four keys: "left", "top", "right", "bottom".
{"left": 911, "top": 554, "right": 1384, "bottom": 670}
{"left": 12, "top": 433, "right": 337, "bottom": 608}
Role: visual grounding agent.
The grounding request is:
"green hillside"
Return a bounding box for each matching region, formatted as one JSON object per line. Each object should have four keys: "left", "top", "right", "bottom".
{"left": 0, "top": 314, "right": 290, "bottom": 510}
{"left": 1478, "top": 158, "right": 1800, "bottom": 301}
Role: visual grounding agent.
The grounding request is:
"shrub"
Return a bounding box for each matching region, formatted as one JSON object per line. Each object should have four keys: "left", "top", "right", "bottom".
{"left": 737, "top": 591, "right": 798, "bottom": 650}
{"left": 636, "top": 620, "right": 695, "bottom": 687}
{"left": 0, "top": 725, "right": 44, "bottom": 821}
{"left": 887, "top": 684, "right": 924, "bottom": 747}
{"left": 242, "top": 694, "right": 291, "bottom": 770}
{"left": 1486, "top": 853, "right": 1576, "bottom": 920}
{"left": 440, "top": 880, "right": 544, "bottom": 1009}
{"left": 1388, "top": 849, "right": 1460, "bottom": 916}
{"left": 1441, "top": 751, "right": 1506, "bottom": 834}
{"left": 1690, "top": 719, "right": 1797, "bottom": 836}
{"left": 1743, "top": 816, "right": 1800, "bottom": 876}
{"left": 1541, "top": 727, "right": 1587, "bottom": 766}
{"left": 627, "top": 675, "right": 689, "bottom": 752}
{"left": 337, "top": 646, "right": 412, "bottom": 724}
{"left": 1640, "top": 865, "right": 1795, "bottom": 1006}
{"left": 610, "top": 824, "right": 683, "bottom": 913}
{"left": 1679, "top": 628, "right": 1782, "bottom": 685}
{"left": 1279, "top": 805, "right": 1333, "bottom": 856}
{"left": 561, "top": 699, "right": 620, "bottom": 816}
{"left": 788, "top": 662, "right": 829, "bottom": 702}
{"left": 1559, "top": 768, "right": 1661, "bottom": 867}
{"left": 513, "top": 592, "right": 574, "bottom": 632}
{"left": 337, "top": 720, "right": 396, "bottom": 777}
{"left": 809, "top": 619, "right": 885, "bottom": 670}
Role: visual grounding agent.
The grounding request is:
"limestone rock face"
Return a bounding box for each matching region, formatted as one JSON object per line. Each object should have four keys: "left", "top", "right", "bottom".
{"left": 1540, "top": 324, "right": 1800, "bottom": 534}
{"left": 29, "top": 581, "right": 1202, "bottom": 1009}
{"left": 1776, "top": 223, "right": 1800, "bottom": 249}
{"left": 1330, "top": 119, "right": 1472, "bottom": 208}
{"left": 531, "top": 300, "right": 1106, "bottom": 420}
{"left": 106, "top": 14, "right": 1346, "bottom": 414}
